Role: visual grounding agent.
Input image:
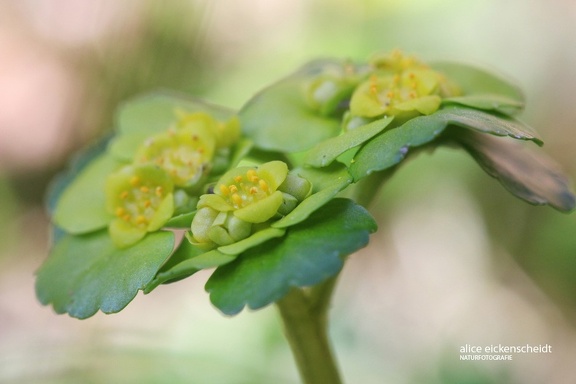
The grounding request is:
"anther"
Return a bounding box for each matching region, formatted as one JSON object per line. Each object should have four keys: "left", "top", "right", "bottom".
{"left": 115, "top": 207, "right": 126, "bottom": 217}
{"left": 229, "top": 185, "right": 238, "bottom": 194}
{"left": 249, "top": 186, "right": 258, "bottom": 195}
{"left": 136, "top": 215, "right": 147, "bottom": 225}
{"left": 220, "top": 185, "right": 230, "bottom": 195}
{"left": 120, "top": 191, "right": 129, "bottom": 199}
{"left": 140, "top": 186, "right": 150, "bottom": 193}
{"left": 234, "top": 175, "right": 243, "bottom": 183}
{"left": 130, "top": 176, "right": 140, "bottom": 186}
{"left": 144, "top": 200, "right": 152, "bottom": 208}
{"left": 155, "top": 186, "right": 163, "bottom": 197}
{"left": 258, "top": 179, "right": 269, "bottom": 192}
{"left": 232, "top": 193, "right": 243, "bottom": 207}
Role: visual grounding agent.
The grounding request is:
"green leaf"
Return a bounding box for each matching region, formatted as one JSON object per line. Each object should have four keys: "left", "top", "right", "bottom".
{"left": 217, "top": 227, "right": 286, "bottom": 255}
{"left": 453, "top": 130, "right": 576, "bottom": 212}
{"left": 117, "top": 91, "right": 236, "bottom": 137}
{"left": 431, "top": 61, "right": 525, "bottom": 112}
{"left": 239, "top": 60, "right": 345, "bottom": 152}
{"left": 144, "top": 241, "right": 236, "bottom": 293}
{"left": 52, "top": 153, "right": 121, "bottom": 234}
{"left": 107, "top": 132, "right": 151, "bottom": 162}
{"left": 206, "top": 198, "right": 377, "bottom": 315}
{"left": 434, "top": 107, "right": 542, "bottom": 144}
{"left": 36, "top": 230, "right": 174, "bottom": 319}
{"left": 165, "top": 211, "right": 196, "bottom": 228}
{"left": 273, "top": 164, "right": 352, "bottom": 229}
{"left": 349, "top": 106, "right": 543, "bottom": 181}
{"left": 305, "top": 116, "right": 394, "bottom": 167}
{"left": 442, "top": 94, "right": 524, "bottom": 116}
{"left": 47, "top": 134, "right": 113, "bottom": 216}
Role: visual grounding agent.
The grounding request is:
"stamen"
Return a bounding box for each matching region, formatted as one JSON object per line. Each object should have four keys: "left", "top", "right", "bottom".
{"left": 155, "top": 186, "right": 163, "bottom": 197}
{"left": 144, "top": 200, "right": 152, "bottom": 208}
{"left": 120, "top": 191, "right": 129, "bottom": 199}
{"left": 220, "top": 185, "right": 230, "bottom": 195}
{"left": 140, "top": 186, "right": 150, "bottom": 193}
{"left": 249, "top": 187, "right": 258, "bottom": 195}
{"left": 258, "top": 179, "right": 269, "bottom": 192}
{"left": 232, "top": 193, "right": 243, "bottom": 207}
{"left": 130, "top": 176, "right": 140, "bottom": 186}
{"left": 115, "top": 207, "right": 126, "bottom": 217}
{"left": 136, "top": 215, "right": 147, "bottom": 225}
{"left": 229, "top": 185, "right": 238, "bottom": 194}
{"left": 234, "top": 175, "right": 243, "bottom": 183}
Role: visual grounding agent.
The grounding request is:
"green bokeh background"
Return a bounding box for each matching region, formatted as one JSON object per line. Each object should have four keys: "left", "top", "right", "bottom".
{"left": 1, "top": 1, "right": 575, "bottom": 383}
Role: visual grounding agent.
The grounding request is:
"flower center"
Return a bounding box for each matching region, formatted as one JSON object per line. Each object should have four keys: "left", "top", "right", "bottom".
{"left": 136, "top": 127, "right": 214, "bottom": 187}
{"left": 369, "top": 72, "right": 423, "bottom": 107}
{"left": 218, "top": 169, "right": 271, "bottom": 209}
{"left": 115, "top": 176, "right": 166, "bottom": 228}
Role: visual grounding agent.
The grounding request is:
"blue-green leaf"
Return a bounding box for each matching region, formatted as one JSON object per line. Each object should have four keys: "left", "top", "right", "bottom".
{"left": 52, "top": 153, "right": 121, "bottom": 234}
{"left": 304, "top": 116, "right": 394, "bottom": 167}
{"left": 206, "top": 198, "right": 377, "bottom": 315}
{"left": 144, "top": 240, "right": 236, "bottom": 293}
{"left": 350, "top": 106, "right": 543, "bottom": 181}
{"left": 442, "top": 94, "right": 524, "bottom": 116}
{"left": 36, "top": 230, "right": 174, "bottom": 319}
{"left": 117, "top": 91, "right": 235, "bottom": 136}
{"left": 239, "top": 60, "right": 347, "bottom": 153}
{"left": 431, "top": 61, "right": 524, "bottom": 114}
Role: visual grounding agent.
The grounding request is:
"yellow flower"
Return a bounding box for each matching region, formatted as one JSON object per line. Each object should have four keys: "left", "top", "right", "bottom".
{"left": 350, "top": 69, "right": 443, "bottom": 119}
{"left": 190, "top": 161, "right": 312, "bottom": 249}
{"left": 105, "top": 165, "right": 174, "bottom": 248}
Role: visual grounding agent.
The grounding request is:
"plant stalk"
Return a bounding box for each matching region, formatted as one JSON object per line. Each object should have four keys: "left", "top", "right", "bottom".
{"left": 276, "top": 278, "right": 343, "bottom": 384}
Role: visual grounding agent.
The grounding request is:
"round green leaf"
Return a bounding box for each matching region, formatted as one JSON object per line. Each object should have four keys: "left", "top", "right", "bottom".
{"left": 36, "top": 230, "right": 174, "bottom": 319}
{"left": 52, "top": 153, "right": 121, "bottom": 234}
{"left": 431, "top": 61, "right": 525, "bottom": 110}
{"left": 117, "top": 91, "right": 236, "bottom": 136}
{"left": 239, "top": 60, "right": 346, "bottom": 152}
{"left": 206, "top": 198, "right": 377, "bottom": 315}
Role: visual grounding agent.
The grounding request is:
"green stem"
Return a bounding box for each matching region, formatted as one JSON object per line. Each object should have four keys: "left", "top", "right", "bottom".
{"left": 275, "top": 169, "right": 393, "bottom": 383}
{"left": 276, "top": 278, "right": 343, "bottom": 384}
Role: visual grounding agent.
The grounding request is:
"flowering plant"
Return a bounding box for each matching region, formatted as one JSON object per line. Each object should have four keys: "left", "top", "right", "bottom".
{"left": 36, "top": 51, "right": 575, "bottom": 383}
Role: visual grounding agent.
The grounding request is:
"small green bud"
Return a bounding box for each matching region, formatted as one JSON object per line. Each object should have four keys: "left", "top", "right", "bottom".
{"left": 305, "top": 61, "right": 364, "bottom": 116}
{"left": 278, "top": 173, "right": 312, "bottom": 202}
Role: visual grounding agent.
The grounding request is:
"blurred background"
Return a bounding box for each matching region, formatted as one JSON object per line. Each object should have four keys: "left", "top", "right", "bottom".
{"left": 1, "top": 0, "right": 575, "bottom": 383}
